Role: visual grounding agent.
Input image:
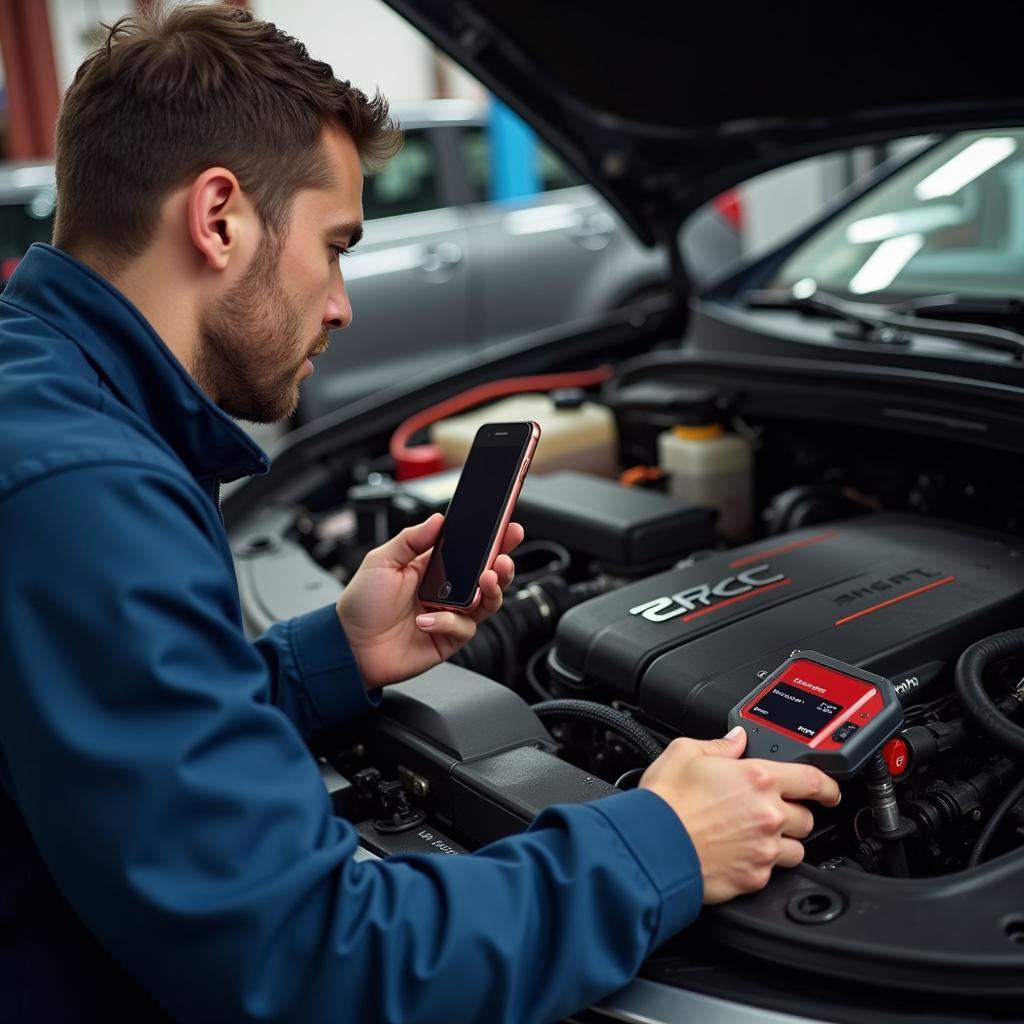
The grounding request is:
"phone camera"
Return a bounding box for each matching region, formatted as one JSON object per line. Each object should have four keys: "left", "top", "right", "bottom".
{"left": 438, "top": 581, "right": 453, "bottom": 599}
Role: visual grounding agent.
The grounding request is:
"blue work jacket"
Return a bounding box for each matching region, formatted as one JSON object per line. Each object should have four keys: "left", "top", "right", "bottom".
{"left": 0, "top": 243, "right": 702, "bottom": 1023}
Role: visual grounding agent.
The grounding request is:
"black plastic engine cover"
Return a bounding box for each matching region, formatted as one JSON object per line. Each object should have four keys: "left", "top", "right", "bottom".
{"left": 548, "top": 516, "right": 1024, "bottom": 738}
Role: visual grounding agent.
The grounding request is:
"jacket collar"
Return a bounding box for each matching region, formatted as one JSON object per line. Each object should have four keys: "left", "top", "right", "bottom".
{"left": 4, "top": 244, "right": 270, "bottom": 483}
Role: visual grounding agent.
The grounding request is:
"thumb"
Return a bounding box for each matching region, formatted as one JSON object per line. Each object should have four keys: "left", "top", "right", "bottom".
{"left": 370, "top": 513, "right": 444, "bottom": 567}
{"left": 697, "top": 725, "right": 747, "bottom": 759}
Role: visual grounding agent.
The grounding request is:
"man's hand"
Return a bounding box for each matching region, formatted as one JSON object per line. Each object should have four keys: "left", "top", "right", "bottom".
{"left": 336, "top": 513, "right": 524, "bottom": 689}
{"left": 639, "top": 727, "right": 841, "bottom": 904}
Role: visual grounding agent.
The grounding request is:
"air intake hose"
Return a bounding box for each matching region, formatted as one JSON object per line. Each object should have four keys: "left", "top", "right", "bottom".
{"left": 954, "top": 629, "right": 1024, "bottom": 757}
{"left": 532, "top": 700, "right": 664, "bottom": 764}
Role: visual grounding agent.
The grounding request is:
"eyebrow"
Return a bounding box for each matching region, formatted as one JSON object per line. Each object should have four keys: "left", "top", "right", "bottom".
{"left": 328, "top": 222, "right": 363, "bottom": 250}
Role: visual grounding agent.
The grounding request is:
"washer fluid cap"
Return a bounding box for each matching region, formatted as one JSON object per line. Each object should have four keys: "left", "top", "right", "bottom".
{"left": 673, "top": 423, "right": 723, "bottom": 441}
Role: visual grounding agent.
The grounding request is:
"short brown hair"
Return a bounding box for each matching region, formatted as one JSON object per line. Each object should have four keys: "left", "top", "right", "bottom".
{"left": 53, "top": 3, "right": 400, "bottom": 271}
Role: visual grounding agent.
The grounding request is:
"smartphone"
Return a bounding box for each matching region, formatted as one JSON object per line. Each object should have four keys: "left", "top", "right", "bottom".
{"left": 417, "top": 421, "right": 541, "bottom": 612}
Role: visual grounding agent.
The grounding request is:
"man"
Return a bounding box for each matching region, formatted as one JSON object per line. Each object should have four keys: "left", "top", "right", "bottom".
{"left": 0, "top": 6, "right": 839, "bottom": 1023}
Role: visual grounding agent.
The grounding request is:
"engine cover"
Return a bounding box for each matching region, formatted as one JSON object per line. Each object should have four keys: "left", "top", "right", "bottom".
{"left": 548, "top": 516, "right": 1024, "bottom": 738}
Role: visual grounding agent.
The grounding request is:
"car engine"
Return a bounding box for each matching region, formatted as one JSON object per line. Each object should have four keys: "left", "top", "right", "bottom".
{"left": 229, "top": 362, "right": 1024, "bottom": 1000}
{"left": 265, "top": 463, "right": 1024, "bottom": 888}
{"left": 546, "top": 514, "right": 1024, "bottom": 878}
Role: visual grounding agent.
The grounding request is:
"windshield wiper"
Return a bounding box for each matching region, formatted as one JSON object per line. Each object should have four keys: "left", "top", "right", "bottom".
{"left": 746, "top": 289, "right": 887, "bottom": 332}
{"left": 894, "top": 293, "right": 1024, "bottom": 322}
{"left": 745, "top": 288, "right": 1024, "bottom": 360}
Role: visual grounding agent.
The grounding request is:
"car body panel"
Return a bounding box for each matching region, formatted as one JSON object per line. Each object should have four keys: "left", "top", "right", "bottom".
{"left": 296, "top": 103, "right": 725, "bottom": 422}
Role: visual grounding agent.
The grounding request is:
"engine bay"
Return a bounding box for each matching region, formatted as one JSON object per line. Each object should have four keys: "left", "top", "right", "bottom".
{"left": 229, "top": 347, "right": 1024, "bottom": 1010}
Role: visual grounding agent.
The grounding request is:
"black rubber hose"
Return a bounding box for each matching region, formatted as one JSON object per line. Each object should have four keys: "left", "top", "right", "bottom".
{"left": 532, "top": 700, "right": 664, "bottom": 764}
{"left": 967, "top": 775, "right": 1024, "bottom": 868}
{"left": 954, "top": 629, "right": 1024, "bottom": 757}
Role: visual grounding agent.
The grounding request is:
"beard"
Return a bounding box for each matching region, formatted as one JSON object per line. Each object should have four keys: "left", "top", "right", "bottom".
{"left": 194, "top": 238, "right": 329, "bottom": 424}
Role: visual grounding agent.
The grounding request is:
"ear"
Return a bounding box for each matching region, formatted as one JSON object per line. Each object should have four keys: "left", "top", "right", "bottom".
{"left": 186, "top": 167, "right": 254, "bottom": 272}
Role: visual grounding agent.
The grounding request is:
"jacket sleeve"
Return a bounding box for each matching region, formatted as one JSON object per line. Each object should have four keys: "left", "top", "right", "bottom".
{"left": 255, "top": 603, "right": 381, "bottom": 742}
{"left": 0, "top": 462, "right": 704, "bottom": 1024}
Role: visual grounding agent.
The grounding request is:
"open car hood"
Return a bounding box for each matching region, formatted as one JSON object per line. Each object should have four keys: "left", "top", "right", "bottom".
{"left": 387, "top": 0, "right": 1024, "bottom": 246}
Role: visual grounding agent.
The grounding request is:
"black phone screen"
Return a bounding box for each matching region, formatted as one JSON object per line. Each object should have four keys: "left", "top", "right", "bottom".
{"left": 418, "top": 422, "right": 533, "bottom": 607}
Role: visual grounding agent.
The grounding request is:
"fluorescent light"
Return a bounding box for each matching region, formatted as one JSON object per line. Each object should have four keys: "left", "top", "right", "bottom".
{"left": 846, "top": 204, "right": 962, "bottom": 243}
{"left": 792, "top": 277, "right": 817, "bottom": 299}
{"left": 10, "top": 166, "right": 54, "bottom": 188}
{"left": 849, "top": 234, "right": 925, "bottom": 294}
{"left": 914, "top": 137, "right": 1017, "bottom": 200}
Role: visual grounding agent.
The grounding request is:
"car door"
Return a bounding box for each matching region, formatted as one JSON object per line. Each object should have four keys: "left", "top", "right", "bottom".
{"left": 296, "top": 125, "right": 472, "bottom": 424}
{"left": 454, "top": 124, "right": 638, "bottom": 345}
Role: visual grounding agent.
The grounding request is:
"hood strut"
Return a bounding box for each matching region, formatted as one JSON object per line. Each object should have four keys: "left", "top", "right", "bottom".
{"left": 663, "top": 217, "right": 691, "bottom": 338}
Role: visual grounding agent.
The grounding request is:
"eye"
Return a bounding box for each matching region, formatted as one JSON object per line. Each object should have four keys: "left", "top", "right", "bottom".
{"left": 329, "top": 244, "right": 351, "bottom": 263}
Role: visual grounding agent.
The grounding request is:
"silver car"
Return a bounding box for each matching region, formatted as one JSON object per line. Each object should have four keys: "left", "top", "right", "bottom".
{"left": 299, "top": 99, "right": 739, "bottom": 422}
{"left": 0, "top": 102, "right": 739, "bottom": 427}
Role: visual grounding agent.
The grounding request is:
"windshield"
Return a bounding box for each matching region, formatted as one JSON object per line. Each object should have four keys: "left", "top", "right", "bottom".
{"left": 770, "top": 129, "right": 1024, "bottom": 301}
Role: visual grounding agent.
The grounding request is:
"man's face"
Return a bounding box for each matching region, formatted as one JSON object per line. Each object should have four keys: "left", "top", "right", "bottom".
{"left": 196, "top": 127, "right": 364, "bottom": 423}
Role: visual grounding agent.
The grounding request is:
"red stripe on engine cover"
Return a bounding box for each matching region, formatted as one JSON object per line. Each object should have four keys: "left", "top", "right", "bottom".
{"left": 729, "top": 530, "right": 840, "bottom": 569}
{"left": 833, "top": 575, "right": 957, "bottom": 627}
{"left": 681, "top": 578, "right": 793, "bottom": 622}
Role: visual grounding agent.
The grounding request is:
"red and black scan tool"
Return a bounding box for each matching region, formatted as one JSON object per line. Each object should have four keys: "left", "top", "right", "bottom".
{"left": 727, "top": 651, "right": 903, "bottom": 780}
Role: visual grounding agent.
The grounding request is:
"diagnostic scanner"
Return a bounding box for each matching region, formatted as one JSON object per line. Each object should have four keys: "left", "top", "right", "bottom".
{"left": 727, "top": 651, "right": 904, "bottom": 779}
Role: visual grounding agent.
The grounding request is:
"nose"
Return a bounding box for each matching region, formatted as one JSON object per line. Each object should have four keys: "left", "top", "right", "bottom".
{"left": 324, "top": 265, "right": 353, "bottom": 331}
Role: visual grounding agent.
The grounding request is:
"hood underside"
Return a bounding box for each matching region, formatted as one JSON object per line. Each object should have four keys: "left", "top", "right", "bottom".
{"left": 387, "top": 0, "right": 1024, "bottom": 244}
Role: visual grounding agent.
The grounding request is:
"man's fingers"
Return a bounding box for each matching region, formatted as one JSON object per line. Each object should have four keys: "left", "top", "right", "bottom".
{"left": 415, "top": 610, "right": 476, "bottom": 646}
{"left": 775, "top": 838, "right": 806, "bottom": 870}
{"left": 781, "top": 801, "right": 816, "bottom": 840}
{"left": 371, "top": 514, "right": 444, "bottom": 567}
{"left": 468, "top": 557, "right": 515, "bottom": 624}
{"left": 370, "top": 518, "right": 519, "bottom": 573}
{"left": 499, "top": 522, "right": 524, "bottom": 556}
{"left": 679, "top": 726, "right": 747, "bottom": 762}
{"left": 659, "top": 727, "right": 746, "bottom": 771}
{"left": 472, "top": 569, "right": 504, "bottom": 621}
{"left": 775, "top": 763, "right": 842, "bottom": 807}
{"left": 493, "top": 553, "right": 515, "bottom": 590}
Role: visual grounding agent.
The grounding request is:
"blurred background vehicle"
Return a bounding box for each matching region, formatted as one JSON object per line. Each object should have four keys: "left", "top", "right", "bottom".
{"left": 0, "top": 0, "right": 898, "bottom": 441}
{"left": 0, "top": 161, "right": 54, "bottom": 285}
{"left": 296, "top": 98, "right": 745, "bottom": 422}
{"left": 0, "top": 101, "right": 742, "bottom": 426}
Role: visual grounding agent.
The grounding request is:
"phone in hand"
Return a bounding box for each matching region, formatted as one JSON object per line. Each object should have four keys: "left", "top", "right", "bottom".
{"left": 418, "top": 421, "right": 541, "bottom": 612}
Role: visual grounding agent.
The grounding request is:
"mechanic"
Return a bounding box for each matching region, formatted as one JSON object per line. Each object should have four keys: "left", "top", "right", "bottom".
{"left": 0, "top": 7, "right": 840, "bottom": 1023}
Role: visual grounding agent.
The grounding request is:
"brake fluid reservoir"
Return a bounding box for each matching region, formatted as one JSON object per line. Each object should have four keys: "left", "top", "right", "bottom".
{"left": 658, "top": 423, "right": 753, "bottom": 541}
{"left": 429, "top": 392, "right": 617, "bottom": 477}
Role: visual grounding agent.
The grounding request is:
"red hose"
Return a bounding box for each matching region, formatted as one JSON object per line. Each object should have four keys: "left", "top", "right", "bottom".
{"left": 390, "top": 365, "right": 615, "bottom": 480}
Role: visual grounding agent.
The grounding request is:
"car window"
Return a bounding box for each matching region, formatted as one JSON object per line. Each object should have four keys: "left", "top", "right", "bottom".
{"left": 770, "top": 129, "right": 1024, "bottom": 301}
{"left": 536, "top": 141, "right": 581, "bottom": 192}
{"left": 460, "top": 125, "right": 582, "bottom": 202}
{"left": 362, "top": 129, "right": 439, "bottom": 220}
{"left": 0, "top": 187, "right": 56, "bottom": 260}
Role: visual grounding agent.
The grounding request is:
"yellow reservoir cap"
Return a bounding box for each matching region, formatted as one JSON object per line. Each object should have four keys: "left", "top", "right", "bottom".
{"left": 672, "top": 423, "right": 723, "bottom": 441}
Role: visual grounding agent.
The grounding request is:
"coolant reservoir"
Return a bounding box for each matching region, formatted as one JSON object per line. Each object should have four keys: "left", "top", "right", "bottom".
{"left": 657, "top": 423, "right": 753, "bottom": 541}
{"left": 429, "top": 393, "right": 617, "bottom": 477}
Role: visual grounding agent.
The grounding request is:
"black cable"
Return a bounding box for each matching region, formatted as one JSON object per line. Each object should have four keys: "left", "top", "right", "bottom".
{"left": 966, "top": 775, "right": 1024, "bottom": 868}
{"left": 531, "top": 700, "right": 664, "bottom": 764}
{"left": 510, "top": 540, "right": 572, "bottom": 585}
{"left": 954, "top": 630, "right": 1024, "bottom": 757}
{"left": 524, "top": 643, "right": 555, "bottom": 702}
